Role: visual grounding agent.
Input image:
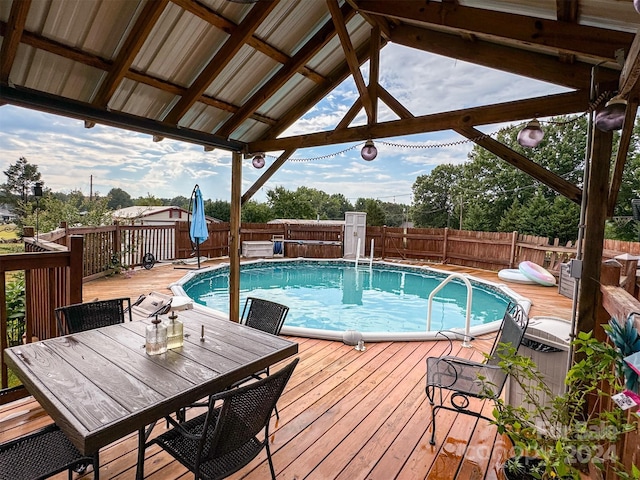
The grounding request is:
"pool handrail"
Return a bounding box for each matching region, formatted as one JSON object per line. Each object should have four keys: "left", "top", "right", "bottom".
{"left": 426, "top": 273, "right": 473, "bottom": 347}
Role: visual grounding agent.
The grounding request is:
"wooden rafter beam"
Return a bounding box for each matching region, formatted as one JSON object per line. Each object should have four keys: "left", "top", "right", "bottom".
{"left": 0, "top": 21, "right": 276, "bottom": 127}
{"left": 607, "top": 97, "right": 639, "bottom": 216}
{"left": 336, "top": 98, "right": 362, "bottom": 130}
{"left": 556, "top": 0, "right": 578, "bottom": 22}
{"left": 368, "top": 25, "right": 380, "bottom": 126}
{"left": 0, "top": 0, "right": 31, "bottom": 83}
{"left": 378, "top": 86, "right": 414, "bottom": 119}
{"left": 249, "top": 90, "right": 589, "bottom": 153}
{"left": 92, "top": 0, "right": 168, "bottom": 108}
{"left": 455, "top": 126, "right": 582, "bottom": 204}
{"left": 356, "top": 0, "right": 631, "bottom": 64}
{"left": 172, "top": 0, "right": 326, "bottom": 85}
{"left": 327, "top": 0, "right": 373, "bottom": 120}
{"left": 390, "top": 24, "right": 618, "bottom": 90}
{"left": 215, "top": 2, "right": 355, "bottom": 139}
{"left": 619, "top": 30, "right": 640, "bottom": 98}
{"left": 242, "top": 149, "right": 296, "bottom": 204}
{"left": 163, "top": 0, "right": 278, "bottom": 125}
{"left": 257, "top": 39, "right": 377, "bottom": 142}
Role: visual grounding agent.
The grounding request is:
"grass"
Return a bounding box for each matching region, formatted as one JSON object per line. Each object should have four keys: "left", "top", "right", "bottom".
{"left": 0, "top": 224, "right": 22, "bottom": 255}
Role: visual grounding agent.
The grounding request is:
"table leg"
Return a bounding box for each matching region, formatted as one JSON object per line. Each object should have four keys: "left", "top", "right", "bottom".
{"left": 136, "top": 427, "right": 145, "bottom": 480}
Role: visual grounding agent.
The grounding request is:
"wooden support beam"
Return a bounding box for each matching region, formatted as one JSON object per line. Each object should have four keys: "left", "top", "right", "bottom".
{"left": 378, "top": 86, "right": 414, "bottom": 119}
{"left": 607, "top": 98, "right": 639, "bottom": 216}
{"left": 215, "top": 3, "right": 355, "bottom": 138}
{"left": 577, "top": 125, "right": 614, "bottom": 336}
{"left": 92, "top": 0, "right": 168, "bottom": 108}
{"left": 242, "top": 149, "right": 296, "bottom": 205}
{"left": 229, "top": 151, "right": 242, "bottom": 323}
{"left": 249, "top": 90, "right": 589, "bottom": 153}
{"left": 357, "top": 0, "right": 632, "bottom": 63}
{"left": 164, "top": 0, "right": 278, "bottom": 125}
{"left": 336, "top": 99, "right": 363, "bottom": 130}
{"left": 455, "top": 126, "right": 582, "bottom": 204}
{"left": 0, "top": 0, "right": 31, "bottom": 83}
{"left": 619, "top": 29, "right": 640, "bottom": 98}
{"left": 390, "top": 24, "right": 619, "bottom": 90}
{"left": 327, "top": 0, "right": 374, "bottom": 120}
{"left": 368, "top": 25, "right": 380, "bottom": 126}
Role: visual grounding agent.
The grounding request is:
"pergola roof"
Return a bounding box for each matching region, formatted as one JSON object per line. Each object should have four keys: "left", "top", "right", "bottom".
{"left": 1, "top": 1, "right": 638, "bottom": 154}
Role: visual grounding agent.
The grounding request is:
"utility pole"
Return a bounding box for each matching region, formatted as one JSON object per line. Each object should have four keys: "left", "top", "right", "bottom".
{"left": 90, "top": 175, "right": 93, "bottom": 201}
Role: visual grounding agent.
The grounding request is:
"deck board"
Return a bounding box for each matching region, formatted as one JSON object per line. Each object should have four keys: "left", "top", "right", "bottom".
{"left": 1, "top": 260, "right": 574, "bottom": 479}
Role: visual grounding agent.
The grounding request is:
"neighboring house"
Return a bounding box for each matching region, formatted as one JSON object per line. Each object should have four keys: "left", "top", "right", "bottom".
{"left": 0, "top": 205, "right": 17, "bottom": 223}
{"left": 112, "top": 206, "right": 220, "bottom": 225}
{"left": 268, "top": 218, "right": 345, "bottom": 226}
{"left": 111, "top": 206, "right": 220, "bottom": 262}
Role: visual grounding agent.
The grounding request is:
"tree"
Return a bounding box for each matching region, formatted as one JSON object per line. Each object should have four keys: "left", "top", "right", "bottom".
{"left": 2, "top": 157, "right": 42, "bottom": 206}
{"left": 206, "top": 200, "right": 231, "bottom": 221}
{"left": 242, "top": 201, "right": 274, "bottom": 223}
{"left": 107, "top": 188, "right": 133, "bottom": 210}
{"left": 135, "top": 193, "right": 163, "bottom": 206}
{"left": 411, "top": 164, "right": 463, "bottom": 228}
{"left": 169, "top": 196, "right": 190, "bottom": 210}
{"left": 354, "top": 198, "right": 386, "bottom": 226}
{"left": 266, "top": 186, "right": 315, "bottom": 219}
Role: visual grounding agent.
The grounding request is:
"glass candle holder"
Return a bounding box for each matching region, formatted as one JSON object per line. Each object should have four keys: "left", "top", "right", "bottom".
{"left": 146, "top": 316, "right": 167, "bottom": 355}
{"left": 164, "top": 311, "right": 184, "bottom": 349}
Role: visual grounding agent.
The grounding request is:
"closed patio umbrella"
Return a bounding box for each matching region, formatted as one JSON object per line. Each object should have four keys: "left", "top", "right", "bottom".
{"left": 189, "top": 184, "right": 208, "bottom": 269}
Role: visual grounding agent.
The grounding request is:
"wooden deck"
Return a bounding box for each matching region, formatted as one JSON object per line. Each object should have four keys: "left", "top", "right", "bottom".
{"left": 1, "top": 260, "right": 574, "bottom": 480}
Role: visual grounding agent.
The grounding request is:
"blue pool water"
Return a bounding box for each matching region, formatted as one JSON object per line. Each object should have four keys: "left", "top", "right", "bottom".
{"left": 180, "top": 260, "right": 513, "bottom": 334}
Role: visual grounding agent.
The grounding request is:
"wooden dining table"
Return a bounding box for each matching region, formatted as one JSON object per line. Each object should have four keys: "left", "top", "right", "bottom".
{"left": 4, "top": 305, "right": 298, "bottom": 479}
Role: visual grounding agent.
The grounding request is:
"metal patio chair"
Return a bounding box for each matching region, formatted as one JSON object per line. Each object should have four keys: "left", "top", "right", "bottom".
{"left": 425, "top": 302, "right": 529, "bottom": 445}
{"left": 55, "top": 297, "right": 132, "bottom": 335}
{"left": 0, "top": 424, "right": 98, "bottom": 480}
{"left": 145, "top": 358, "right": 299, "bottom": 480}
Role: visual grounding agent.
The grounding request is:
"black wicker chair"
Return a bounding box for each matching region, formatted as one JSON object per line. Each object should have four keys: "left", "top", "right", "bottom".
{"left": 145, "top": 358, "right": 298, "bottom": 480}
{"left": 233, "top": 297, "right": 289, "bottom": 418}
{"left": 55, "top": 297, "right": 132, "bottom": 335}
{"left": 425, "top": 302, "right": 529, "bottom": 445}
{"left": 0, "top": 424, "right": 98, "bottom": 480}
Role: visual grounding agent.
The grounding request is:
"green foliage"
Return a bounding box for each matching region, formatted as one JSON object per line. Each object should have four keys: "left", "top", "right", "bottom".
{"left": 481, "top": 332, "right": 638, "bottom": 479}
{"left": 21, "top": 191, "right": 112, "bottom": 232}
{"left": 241, "top": 201, "right": 274, "bottom": 223}
{"left": 1, "top": 156, "right": 42, "bottom": 206}
{"left": 354, "top": 198, "right": 386, "bottom": 226}
{"left": 107, "top": 188, "right": 134, "bottom": 209}
{"left": 412, "top": 114, "right": 639, "bottom": 241}
{"left": 604, "top": 316, "right": 640, "bottom": 392}
{"left": 205, "top": 199, "right": 231, "bottom": 222}
{"left": 5, "top": 272, "right": 25, "bottom": 347}
{"left": 135, "top": 193, "right": 164, "bottom": 206}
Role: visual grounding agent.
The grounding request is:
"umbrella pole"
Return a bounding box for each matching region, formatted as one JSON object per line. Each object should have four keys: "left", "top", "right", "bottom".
{"left": 197, "top": 241, "right": 201, "bottom": 269}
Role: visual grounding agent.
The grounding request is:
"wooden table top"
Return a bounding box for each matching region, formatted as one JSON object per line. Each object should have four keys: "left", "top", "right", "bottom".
{"left": 4, "top": 307, "right": 298, "bottom": 454}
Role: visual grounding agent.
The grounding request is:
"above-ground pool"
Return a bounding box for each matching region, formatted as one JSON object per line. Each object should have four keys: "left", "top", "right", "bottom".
{"left": 171, "top": 259, "right": 530, "bottom": 342}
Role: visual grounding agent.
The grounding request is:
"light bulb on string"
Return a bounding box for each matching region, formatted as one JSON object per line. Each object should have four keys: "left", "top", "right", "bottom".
{"left": 361, "top": 140, "right": 377, "bottom": 161}
{"left": 252, "top": 154, "right": 265, "bottom": 169}
{"left": 595, "top": 96, "right": 627, "bottom": 132}
{"left": 517, "top": 119, "right": 544, "bottom": 148}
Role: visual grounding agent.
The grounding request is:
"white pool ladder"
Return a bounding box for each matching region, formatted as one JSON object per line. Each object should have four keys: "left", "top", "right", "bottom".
{"left": 426, "top": 273, "right": 473, "bottom": 347}
{"left": 354, "top": 238, "right": 374, "bottom": 268}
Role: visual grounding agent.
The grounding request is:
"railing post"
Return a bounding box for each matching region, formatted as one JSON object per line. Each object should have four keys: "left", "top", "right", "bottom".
{"left": 69, "top": 235, "right": 84, "bottom": 304}
{"left": 442, "top": 227, "right": 448, "bottom": 263}
{"left": 509, "top": 230, "right": 518, "bottom": 268}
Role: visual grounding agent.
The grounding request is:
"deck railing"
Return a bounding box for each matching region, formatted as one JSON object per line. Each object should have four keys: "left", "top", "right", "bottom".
{"left": 0, "top": 234, "right": 83, "bottom": 402}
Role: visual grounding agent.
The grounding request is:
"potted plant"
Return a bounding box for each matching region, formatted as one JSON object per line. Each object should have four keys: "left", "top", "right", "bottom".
{"left": 480, "top": 330, "right": 639, "bottom": 480}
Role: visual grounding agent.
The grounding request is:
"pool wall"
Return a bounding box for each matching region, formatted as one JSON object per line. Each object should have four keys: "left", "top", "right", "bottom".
{"left": 170, "top": 258, "right": 532, "bottom": 342}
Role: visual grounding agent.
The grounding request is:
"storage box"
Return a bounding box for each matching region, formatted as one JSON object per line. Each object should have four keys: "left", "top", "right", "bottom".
{"left": 241, "top": 241, "right": 274, "bottom": 258}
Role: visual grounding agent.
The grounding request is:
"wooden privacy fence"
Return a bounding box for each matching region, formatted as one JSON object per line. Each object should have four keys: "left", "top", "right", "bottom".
{"left": 32, "top": 222, "right": 640, "bottom": 281}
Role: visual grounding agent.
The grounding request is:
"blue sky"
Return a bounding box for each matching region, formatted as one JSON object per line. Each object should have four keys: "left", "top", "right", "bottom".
{"left": 0, "top": 43, "right": 568, "bottom": 206}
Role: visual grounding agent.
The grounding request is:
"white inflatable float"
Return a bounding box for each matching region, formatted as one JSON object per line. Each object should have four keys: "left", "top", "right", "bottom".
{"left": 497, "top": 268, "right": 536, "bottom": 284}
{"left": 518, "top": 260, "right": 556, "bottom": 286}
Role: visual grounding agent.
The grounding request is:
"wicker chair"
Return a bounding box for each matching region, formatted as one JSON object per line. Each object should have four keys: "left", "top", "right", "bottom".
{"left": 145, "top": 358, "right": 298, "bottom": 480}
{"left": 55, "top": 297, "right": 132, "bottom": 335}
{"left": 0, "top": 424, "right": 98, "bottom": 480}
{"left": 425, "top": 302, "right": 529, "bottom": 445}
{"left": 234, "top": 297, "right": 289, "bottom": 417}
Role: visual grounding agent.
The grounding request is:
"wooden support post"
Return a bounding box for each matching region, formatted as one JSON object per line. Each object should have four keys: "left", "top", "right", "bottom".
{"left": 577, "top": 126, "right": 613, "bottom": 336}
{"left": 596, "top": 259, "right": 622, "bottom": 343}
{"left": 442, "top": 227, "right": 449, "bottom": 263}
{"left": 229, "top": 151, "right": 242, "bottom": 323}
{"left": 69, "top": 235, "right": 83, "bottom": 305}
